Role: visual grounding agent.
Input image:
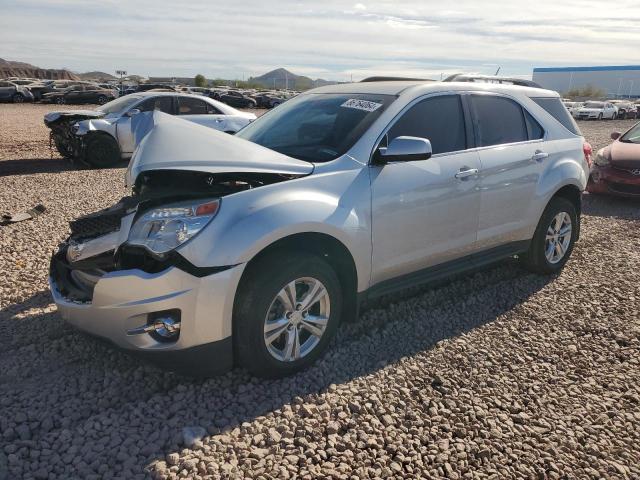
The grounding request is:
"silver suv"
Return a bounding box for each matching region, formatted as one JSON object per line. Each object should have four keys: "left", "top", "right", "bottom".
{"left": 49, "top": 80, "right": 590, "bottom": 377}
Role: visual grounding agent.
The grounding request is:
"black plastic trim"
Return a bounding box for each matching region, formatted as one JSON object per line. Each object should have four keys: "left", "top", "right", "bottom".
{"left": 115, "top": 244, "right": 235, "bottom": 278}
{"left": 363, "top": 240, "right": 530, "bottom": 300}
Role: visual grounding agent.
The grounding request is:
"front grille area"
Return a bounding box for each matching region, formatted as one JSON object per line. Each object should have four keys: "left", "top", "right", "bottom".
{"left": 69, "top": 213, "right": 122, "bottom": 238}
{"left": 608, "top": 182, "right": 640, "bottom": 195}
{"left": 69, "top": 196, "right": 138, "bottom": 239}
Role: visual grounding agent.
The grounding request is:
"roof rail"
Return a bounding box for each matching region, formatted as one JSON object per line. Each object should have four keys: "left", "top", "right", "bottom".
{"left": 443, "top": 73, "right": 543, "bottom": 88}
{"left": 360, "top": 76, "right": 433, "bottom": 82}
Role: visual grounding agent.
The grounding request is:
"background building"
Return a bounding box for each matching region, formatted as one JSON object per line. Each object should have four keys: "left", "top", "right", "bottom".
{"left": 533, "top": 65, "right": 640, "bottom": 98}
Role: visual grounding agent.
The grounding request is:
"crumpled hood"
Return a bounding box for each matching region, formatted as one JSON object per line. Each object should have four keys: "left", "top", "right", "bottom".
{"left": 602, "top": 141, "right": 640, "bottom": 169}
{"left": 44, "top": 110, "right": 105, "bottom": 125}
{"left": 126, "top": 111, "right": 313, "bottom": 187}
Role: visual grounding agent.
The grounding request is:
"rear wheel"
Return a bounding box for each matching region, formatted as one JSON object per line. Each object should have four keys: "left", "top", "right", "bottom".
{"left": 84, "top": 134, "right": 121, "bottom": 167}
{"left": 12, "top": 93, "right": 24, "bottom": 103}
{"left": 234, "top": 252, "right": 342, "bottom": 378}
{"left": 55, "top": 96, "right": 66, "bottom": 105}
{"left": 521, "top": 197, "right": 577, "bottom": 274}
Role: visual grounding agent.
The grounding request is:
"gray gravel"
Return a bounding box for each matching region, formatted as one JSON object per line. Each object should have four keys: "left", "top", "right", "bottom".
{"left": 1, "top": 104, "right": 639, "bottom": 479}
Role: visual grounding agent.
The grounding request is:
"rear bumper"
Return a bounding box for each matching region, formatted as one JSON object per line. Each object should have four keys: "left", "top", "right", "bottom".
{"left": 50, "top": 262, "right": 245, "bottom": 372}
{"left": 587, "top": 165, "right": 640, "bottom": 197}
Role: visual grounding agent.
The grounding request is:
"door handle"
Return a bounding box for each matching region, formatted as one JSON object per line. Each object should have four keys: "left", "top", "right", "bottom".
{"left": 531, "top": 150, "right": 549, "bottom": 162}
{"left": 454, "top": 168, "right": 479, "bottom": 179}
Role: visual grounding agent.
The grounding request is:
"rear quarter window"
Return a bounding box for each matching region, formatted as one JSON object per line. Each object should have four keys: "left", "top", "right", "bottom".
{"left": 531, "top": 97, "right": 580, "bottom": 136}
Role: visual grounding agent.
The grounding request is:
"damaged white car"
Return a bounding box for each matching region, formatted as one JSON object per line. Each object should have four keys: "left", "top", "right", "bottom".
{"left": 50, "top": 81, "right": 588, "bottom": 377}
{"left": 44, "top": 92, "right": 256, "bottom": 167}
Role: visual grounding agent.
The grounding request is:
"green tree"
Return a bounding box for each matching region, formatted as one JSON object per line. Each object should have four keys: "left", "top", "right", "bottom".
{"left": 194, "top": 74, "right": 207, "bottom": 87}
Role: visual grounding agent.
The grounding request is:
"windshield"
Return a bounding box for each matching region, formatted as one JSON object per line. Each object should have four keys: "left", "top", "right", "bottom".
{"left": 236, "top": 93, "right": 396, "bottom": 162}
{"left": 584, "top": 101, "right": 604, "bottom": 108}
{"left": 620, "top": 123, "right": 640, "bottom": 144}
{"left": 98, "top": 95, "right": 142, "bottom": 114}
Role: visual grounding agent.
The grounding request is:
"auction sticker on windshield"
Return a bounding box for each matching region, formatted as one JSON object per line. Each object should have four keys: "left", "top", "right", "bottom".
{"left": 341, "top": 99, "right": 383, "bottom": 112}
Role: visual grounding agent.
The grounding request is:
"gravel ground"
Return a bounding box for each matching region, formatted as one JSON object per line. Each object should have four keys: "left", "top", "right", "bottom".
{"left": 1, "top": 104, "right": 639, "bottom": 479}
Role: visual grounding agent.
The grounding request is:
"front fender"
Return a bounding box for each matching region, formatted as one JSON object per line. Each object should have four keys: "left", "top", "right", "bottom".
{"left": 177, "top": 166, "right": 372, "bottom": 291}
{"left": 75, "top": 118, "right": 117, "bottom": 138}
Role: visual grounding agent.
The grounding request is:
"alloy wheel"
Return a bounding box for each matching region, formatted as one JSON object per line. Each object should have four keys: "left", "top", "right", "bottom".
{"left": 263, "top": 277, "right": 330, "bottom": 362}
{"left": 545, "top": 212, "right": 572, "bottom": 264}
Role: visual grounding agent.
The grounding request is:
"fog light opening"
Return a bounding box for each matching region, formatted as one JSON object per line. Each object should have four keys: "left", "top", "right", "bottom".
{"left": 127, "top": 309, "right": 181, "bottom": 342}
{"left": 153, "top": 317, "right": 181, "bottom": 338}
{"left": 149, "top": 309, "right": 181, "bottom": 342}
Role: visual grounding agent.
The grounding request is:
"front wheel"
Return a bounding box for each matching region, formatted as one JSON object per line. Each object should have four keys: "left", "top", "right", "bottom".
{"left": 84, "top": 134, "right": 121, "bottom": 167}
{"left": 233, "top": 252, "right": 342, "bottom": 378}
{"left": 12, "top": 93, "right": 24, "bottom": 103}
{"left": 97, "top": 95, "right": 108, "bottom": 105}
{"left": 520, "top": 197, "right": 578, "bottom": 274}
{"left": 55, "top": 96, "right": 66, "bottom": 105}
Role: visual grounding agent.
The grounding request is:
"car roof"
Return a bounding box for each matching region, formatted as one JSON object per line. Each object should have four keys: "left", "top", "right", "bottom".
{"left": 309, "top": 80, "right": 559, "bottom": 98}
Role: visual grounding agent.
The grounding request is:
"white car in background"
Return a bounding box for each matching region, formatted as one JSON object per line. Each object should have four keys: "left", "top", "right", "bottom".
{"left": 44, "top": 92, "right": 256, "bottom": 167}
{"left": 574, "top": 101, "right": 617, "bottom": 120}
{"left": 562, "top": 101, "right": 583, "bottom": 118}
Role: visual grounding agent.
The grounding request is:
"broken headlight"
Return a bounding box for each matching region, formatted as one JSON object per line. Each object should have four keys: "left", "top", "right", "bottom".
{"left": 127, "top": 199, "right": 220, "bottom": 255}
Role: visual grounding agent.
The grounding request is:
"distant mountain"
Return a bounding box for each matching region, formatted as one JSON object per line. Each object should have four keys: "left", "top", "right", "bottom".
{"left": 0, "top": 58, "right": 79, "bottom": 80}
{"left": 76, "top": 71, "right": 117, "bottom": 81}
{"left": 249, "top": 68, "right": 337, "bottom": 90}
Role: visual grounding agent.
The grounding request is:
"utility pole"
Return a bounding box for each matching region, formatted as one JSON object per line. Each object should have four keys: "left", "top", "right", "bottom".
{"left": 116, "top": 70, "right": 127, "bottom": 92}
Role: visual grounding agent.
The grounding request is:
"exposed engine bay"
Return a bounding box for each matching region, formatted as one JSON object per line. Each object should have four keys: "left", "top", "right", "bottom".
{"left": 50, "top": 170, "right": 299, "bottom": 303}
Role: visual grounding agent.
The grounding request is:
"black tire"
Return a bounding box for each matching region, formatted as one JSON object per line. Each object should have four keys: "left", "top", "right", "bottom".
{"left": 597, "top": 113, "right": 603, "bottom": 120}
{"left": 233, "top": 252, "right": 342, "bottom": 378}
{"left": 53, "top": 136, "right": 72, "bottom": 158}
{"left": 55, "top": 96, "right": 66, "bottom": 105}
{"left": 520, "top": 197, "right": 578, "bottom": 274}
{"left": 97, "top": 95, "right": 108, "bottom": 105}
{"left": 84, "top": 134, "right": 121, "bottom": 167}
{"left": 12, "top": 93, "right": 24, "bottom": 103}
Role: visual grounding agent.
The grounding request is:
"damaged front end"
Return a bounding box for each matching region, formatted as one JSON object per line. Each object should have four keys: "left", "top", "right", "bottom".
{"left": 44, "top": 111, "right": 105, "bottom": 160}
{"left": 50, "top": 169, "right": 302, "bottom": 304}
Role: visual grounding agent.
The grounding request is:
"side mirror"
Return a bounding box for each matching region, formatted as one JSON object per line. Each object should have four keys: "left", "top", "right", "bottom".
{"left": 127, "top": 108, "right": 141, "bottom": 117}
{"left": 376, "top": 136, "right": 432, "bottom": 163}
{"left": 611, "top": 131, "right": 621, "bottom": 140}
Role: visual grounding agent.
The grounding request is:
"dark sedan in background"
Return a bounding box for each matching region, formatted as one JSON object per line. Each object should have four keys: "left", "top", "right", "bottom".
{"left": 588, "top": 122, "right": 640, "bottom": 198}
{"left": 0, "top": 80, "right": 35, "bottom": 103}
{"left": 41, "top": 84, "right": 118, "bottom": 105}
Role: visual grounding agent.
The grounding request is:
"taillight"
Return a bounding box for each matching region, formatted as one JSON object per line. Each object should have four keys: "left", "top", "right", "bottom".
{"left": 583, "top": 142, "right": 593, "bottom": 168}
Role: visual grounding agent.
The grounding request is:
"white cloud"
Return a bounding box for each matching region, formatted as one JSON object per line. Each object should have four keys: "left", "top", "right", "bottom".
{"left": 0, "top": 0, "right": 638, "bottom": 81}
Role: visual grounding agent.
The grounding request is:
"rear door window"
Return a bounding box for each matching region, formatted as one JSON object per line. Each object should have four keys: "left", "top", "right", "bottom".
{"left": 531, "top": 97, "right": 580, "bottom": 135}
{"left": 387, "top": 94, "right": 467, "bottom": 155}
{"left": 178, "top": 97, "right": 209, "bottom": 114}
{"left": 138, "top": 96, "right": 174, "bottom": 114}
{"left": 470, "top": 95, "right": 528, "bottom": 147}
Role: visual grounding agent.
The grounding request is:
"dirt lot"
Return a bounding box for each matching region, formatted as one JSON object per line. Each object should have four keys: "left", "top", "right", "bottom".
{"left": 1, "top": 104, "right": 639, "bottom": 479}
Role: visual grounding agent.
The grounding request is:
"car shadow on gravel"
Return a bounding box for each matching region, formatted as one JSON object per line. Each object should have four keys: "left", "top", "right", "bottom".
{"left": 0, "top": 158, "right": 128, "bottom": 177}
{"left": 582, "top": 193, "right": 640, "bottom": 220}
{"left": 1, "top": 260, "right": 555, "bottom": 477}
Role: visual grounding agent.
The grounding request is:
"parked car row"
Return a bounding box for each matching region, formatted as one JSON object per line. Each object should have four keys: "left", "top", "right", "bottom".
{"left": 562, "top": 99, "right": 640, "bottom": 120}
{"left": 1, "top": 76, "right": 296, "bottom": 109}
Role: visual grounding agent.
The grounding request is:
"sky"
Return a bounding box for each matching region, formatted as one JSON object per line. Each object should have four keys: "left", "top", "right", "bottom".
{"left": 2, "top": 0, "right": 640, "bottom": 81}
